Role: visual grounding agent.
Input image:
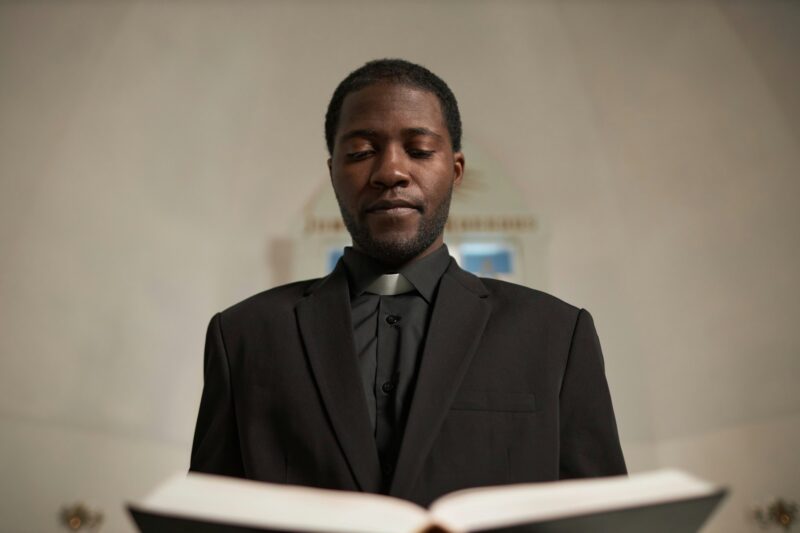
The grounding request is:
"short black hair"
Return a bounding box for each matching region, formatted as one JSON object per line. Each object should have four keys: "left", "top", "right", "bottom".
{"left": 325, "top": 58, "right": 462, "bottom": 155}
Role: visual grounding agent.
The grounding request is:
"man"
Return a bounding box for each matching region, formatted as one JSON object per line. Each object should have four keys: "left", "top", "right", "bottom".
{"left": 190, "top": 59, "right": 626, "bottom": 506}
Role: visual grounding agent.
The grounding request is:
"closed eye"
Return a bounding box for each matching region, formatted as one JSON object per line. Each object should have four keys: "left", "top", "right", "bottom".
{"left": 346, "top": 150, "right": 375, "bottom": 161}
{"left": 408, "top": 149, "right": 435, "bottom": 159}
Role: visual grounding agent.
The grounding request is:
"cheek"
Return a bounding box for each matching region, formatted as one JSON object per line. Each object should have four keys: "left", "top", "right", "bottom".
{"left": 332, "top": 177, "right": 364, "bottom": 211}
{"left": 419, "top": 176, "right": 455, "bottom": 204}
{"left": 331, "top": 171, "right": 355, "bottom": 192}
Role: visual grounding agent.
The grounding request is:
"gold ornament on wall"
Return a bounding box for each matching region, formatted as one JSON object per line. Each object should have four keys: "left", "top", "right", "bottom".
{"left": 59, "top": 503, "right": 103, "bottom": 532}
{"left": 753, "top": 498, "right": 797, "bottom": 530}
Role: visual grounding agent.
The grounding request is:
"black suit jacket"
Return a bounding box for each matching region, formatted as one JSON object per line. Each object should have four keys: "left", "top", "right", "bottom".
{"left": 190, "top": 258, "right": 626, "bottom": 506}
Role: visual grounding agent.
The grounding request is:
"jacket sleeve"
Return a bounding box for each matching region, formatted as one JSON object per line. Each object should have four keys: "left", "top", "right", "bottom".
{"left": 558, "top": 308, "right": 627, "bottom": 478}
{"left": 189, "top": 312, "right": 246, "bottom": 476}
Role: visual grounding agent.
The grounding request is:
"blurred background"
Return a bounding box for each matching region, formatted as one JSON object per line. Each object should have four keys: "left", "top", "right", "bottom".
{"left": 1, "top": 1, "right": 798, "bottom": 531}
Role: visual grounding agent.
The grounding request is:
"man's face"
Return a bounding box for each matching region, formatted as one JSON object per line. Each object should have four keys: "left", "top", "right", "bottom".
{"left": 328, "top": 83, "right": 464, "bottom": 266}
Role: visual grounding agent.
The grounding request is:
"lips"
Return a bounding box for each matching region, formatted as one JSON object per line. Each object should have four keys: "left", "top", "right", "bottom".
{"left": 365, "top": 198, "right": 422, "bottom": 213}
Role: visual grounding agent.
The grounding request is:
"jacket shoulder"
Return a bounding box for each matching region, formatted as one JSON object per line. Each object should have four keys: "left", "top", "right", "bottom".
{"left": 447, "top": 261, "right": 581, "bottom": 320}
{"left": 217, "top": 278, "right": 320, "bottom": 324}
{"left": 478, "top": 276, "right": 582, "bottom": 324}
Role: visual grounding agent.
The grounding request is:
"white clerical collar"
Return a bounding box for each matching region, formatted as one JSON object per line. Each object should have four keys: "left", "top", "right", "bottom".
{"left": 364, "top": 273, "right": 414, "bottom": 296}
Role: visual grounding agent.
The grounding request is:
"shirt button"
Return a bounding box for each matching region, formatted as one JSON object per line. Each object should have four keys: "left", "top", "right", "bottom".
{"left": 385, "top": 315, "right": 401, "bottom": 325}
{"left": 381, "top": 381, "right": 396, "bottom": 394}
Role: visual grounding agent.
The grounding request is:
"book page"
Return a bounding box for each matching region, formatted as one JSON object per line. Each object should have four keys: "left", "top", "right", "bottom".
{"left": 429, "top": 470, "right": 718, "bottom": 532}
{"left": 136, "top": 472, "right": 430, "bottom": 533}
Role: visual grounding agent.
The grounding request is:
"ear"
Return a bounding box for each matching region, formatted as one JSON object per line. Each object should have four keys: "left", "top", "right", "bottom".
{"left": 327, "top": 157, "right": 333, "bottom": 180}
{"left": 452, "top": 151, "right": 465, "bottom": 187}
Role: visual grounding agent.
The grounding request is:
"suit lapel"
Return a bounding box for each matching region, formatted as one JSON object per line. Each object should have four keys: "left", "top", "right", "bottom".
{"left": 295, "top": 263, "right": 382, "bottom": 493}
{"left": 390, "top": 262, "right": 491, "bottom": 498}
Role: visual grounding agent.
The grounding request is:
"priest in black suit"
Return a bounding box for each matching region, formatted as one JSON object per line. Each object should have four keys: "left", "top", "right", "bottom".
{"left": 190, "top": 59, "right": 626, "bottom": 506}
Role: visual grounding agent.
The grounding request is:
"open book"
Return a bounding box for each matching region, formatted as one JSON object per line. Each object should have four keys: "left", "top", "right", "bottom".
{"left": 128, "top": 470, "right": 726, "bottom": 533}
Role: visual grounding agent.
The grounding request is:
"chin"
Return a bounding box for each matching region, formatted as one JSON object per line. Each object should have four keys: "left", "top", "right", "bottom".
{"left": 357, "top": 233, "right": 427, "bottom": 266}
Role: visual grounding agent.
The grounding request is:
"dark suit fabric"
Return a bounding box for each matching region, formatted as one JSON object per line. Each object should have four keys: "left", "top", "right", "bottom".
{"left": 190, "top": 259, "right": 627, "bottom": 507}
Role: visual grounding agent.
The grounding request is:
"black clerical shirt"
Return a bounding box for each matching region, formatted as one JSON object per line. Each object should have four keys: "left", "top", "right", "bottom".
{"left": 341, "top": 245, "right": 451, "bottom": 487}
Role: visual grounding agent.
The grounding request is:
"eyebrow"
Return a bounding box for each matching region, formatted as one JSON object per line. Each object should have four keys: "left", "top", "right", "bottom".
{"left": 338, "top": 127, "right": 444, "bottom": 143}
{"left": 403, "top": 127, "right": 443, "bottom": 140}
{"left": 339, "top": 129, "right": 379, "bottom": 143}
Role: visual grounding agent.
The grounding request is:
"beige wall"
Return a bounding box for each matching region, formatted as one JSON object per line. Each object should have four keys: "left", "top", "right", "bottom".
{"left": 1, "top": 1, "right": 798, "bottom": 531}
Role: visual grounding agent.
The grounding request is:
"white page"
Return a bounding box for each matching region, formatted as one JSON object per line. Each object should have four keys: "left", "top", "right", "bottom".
{"left": 136, "top": 472, "right": 429, "bottom": 533}
{"left": 429, "top": 470, "right": 718, "bottom": 532}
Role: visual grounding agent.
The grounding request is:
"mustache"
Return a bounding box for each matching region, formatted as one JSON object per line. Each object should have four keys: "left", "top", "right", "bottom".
{"left": 364, "top": 197, "right": 424, "bottom": 213}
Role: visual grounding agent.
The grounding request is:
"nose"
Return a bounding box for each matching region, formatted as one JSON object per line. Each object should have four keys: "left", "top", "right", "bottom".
{"left": 369, "top": 145, "right": 410, "bottom": 189}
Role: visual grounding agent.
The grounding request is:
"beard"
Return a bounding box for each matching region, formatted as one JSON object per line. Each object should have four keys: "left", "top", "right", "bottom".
{"left": 336, "top": 186, "right": 453, "bottom": 267}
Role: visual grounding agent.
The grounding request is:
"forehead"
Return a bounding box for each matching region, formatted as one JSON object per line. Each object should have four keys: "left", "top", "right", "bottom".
{"left": 337, "top": 83, "right": 448, "bottom": 139}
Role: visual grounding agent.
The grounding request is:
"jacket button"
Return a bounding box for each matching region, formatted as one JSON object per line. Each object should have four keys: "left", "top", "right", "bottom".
{"left": 385, "top": 315, "right": 400, "bottom": 325}
{"left": 381, "top": 381, "right": 396, "bottom": 394}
